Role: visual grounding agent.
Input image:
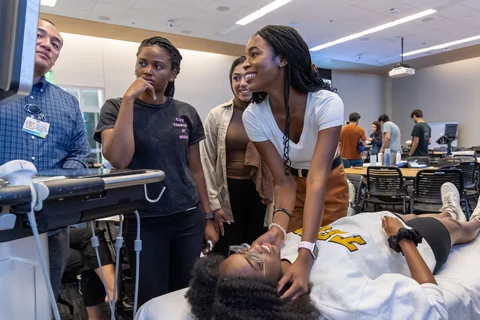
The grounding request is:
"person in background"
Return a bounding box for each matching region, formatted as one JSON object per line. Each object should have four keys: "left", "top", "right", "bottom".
{"left": 378, "top": 114, "right": 402, "bottom": 154}
{"left": 65, "top": 227, "right": 116, "bottom": 320}
{"left": 94, "top": 36, "right": 217, "bottom": 306}
{"left": 409, "top": 109, "right": 431, "bottom": 157}
{"left": 339, "top": 112, "right": 367, "bottom": 168}
{"left": 242, "top": 25, "right": 349, "bottom": 300}
{"left": 0, "top": 19, "right": 90, "bottom": 299}
{"left": 368, "top": 121, "right": 383, "bottom": 155}
{"left": 200, "top": 56, "right": 273, "bottom": 256}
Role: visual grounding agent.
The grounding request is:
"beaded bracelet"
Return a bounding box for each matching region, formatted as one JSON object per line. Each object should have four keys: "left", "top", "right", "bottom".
{"left": 268, "top": 223, "right": 287, "bottom": 240}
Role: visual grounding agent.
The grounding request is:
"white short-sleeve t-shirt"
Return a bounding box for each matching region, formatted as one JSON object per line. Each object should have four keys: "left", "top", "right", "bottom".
{"left": 242, "top": 90, "right": 344, "bottom": 170}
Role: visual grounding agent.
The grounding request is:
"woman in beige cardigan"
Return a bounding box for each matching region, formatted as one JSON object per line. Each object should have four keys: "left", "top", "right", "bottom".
{"left": 200, "top": 56, "right": 273, "bottom": 256}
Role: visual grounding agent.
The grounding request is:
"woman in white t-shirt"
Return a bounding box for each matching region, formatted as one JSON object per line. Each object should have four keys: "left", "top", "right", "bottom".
{"left": 241, "top": 25, "right": 349, "bottom": 299}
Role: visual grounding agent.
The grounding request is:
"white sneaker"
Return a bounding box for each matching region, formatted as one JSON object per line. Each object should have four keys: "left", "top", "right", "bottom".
{"left": 471, "top": 197, "right": 480, "bottom": 222}
{"left": 440, "top": 182, "right": 466, "bottom": 222}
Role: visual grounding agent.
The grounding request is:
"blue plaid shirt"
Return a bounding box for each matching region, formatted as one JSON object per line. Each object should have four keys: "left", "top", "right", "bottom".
{"left": 0, "top": 77, "right": 90, "bottom": 171}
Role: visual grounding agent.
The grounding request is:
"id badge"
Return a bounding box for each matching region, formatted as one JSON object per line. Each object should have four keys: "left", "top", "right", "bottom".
{"left": 22, "top": 117, "right": 50, "bottom": 138}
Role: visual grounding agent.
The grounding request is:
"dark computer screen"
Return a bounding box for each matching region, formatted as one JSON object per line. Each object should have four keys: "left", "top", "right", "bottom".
{"left": 445, "top": 123, "right": 458, "bottom": 138}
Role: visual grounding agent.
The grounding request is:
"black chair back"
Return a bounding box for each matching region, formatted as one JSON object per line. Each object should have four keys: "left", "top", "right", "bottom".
{"left": 366, "top": 166, "right": 404, "bottom": 198}
{"left": 438, "top": 157, "right": 462, "bottom": 168}
{"left": 456, "top": 162, "right": 477, "bottom": 189}
{"left": 414, "top": 169, "right": 464, "bottom": 205}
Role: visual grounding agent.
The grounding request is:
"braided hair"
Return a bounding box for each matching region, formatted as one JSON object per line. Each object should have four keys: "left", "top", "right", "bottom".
{"left": 137, "top": 36, "right": 182, "bottom": 97}
{"left": 253, "top": 25, "right": 336, "bottom": 174}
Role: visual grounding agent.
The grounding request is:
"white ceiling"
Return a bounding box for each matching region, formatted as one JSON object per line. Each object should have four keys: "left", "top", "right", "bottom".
{"left": 41, "top": 0, "right": 480, "bottom": 67}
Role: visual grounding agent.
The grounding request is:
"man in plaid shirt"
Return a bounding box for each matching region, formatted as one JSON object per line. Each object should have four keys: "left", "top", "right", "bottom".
{"left": 0, "top": 18, "right": 90, "bottom": 299}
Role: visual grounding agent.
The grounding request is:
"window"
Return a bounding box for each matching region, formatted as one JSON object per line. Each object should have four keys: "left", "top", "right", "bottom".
{"left": 62, "top": 86, "right": 105, "bottom": 165}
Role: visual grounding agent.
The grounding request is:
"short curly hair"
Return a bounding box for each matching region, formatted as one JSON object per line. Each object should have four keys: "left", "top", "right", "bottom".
{"left": 185, "top": 255, "right": 320, "bottom": 320}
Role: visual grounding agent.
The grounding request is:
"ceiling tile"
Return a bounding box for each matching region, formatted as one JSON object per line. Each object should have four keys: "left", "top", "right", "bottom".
{"left": 203, "top": 1, "right": 242, "bottom": 16}
{"left": 53, "top": 0, "right": 97, "bottom": 11}
{"left": 463, "top": 0, "right": 480, "bottom": 10}
{"left": 133, "top": 0, "right": 171, "bottom": 14}
{"left": 398, "top": 0, "right": 454, "bottom": 10}
{"left": 123, "top": 8, "right": 170, "bottom": 25}
{"left": 163, "top": 4, "right": 200, "bottom": 19}
{"left": 175, "top": 0, "right": 215, "bottom": 10}
{"left": 86, "top": 11, "right": 123, "bottom": 24}
{"left": 98, "top": 0, "right": 137, "bottom": 6}
{"left": 52, "top": 7, "right": 90, "bottom": 20}
{"left": 92, "top": 2, "right": 130, "bottom": 16}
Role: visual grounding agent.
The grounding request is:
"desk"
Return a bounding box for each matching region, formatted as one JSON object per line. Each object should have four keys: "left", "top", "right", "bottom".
{"left": 344, "top": 166, "right": 425, "bottom": 178}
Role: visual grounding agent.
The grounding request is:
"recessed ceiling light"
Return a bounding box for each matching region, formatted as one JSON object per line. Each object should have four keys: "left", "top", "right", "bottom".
{"left": 402, "top": 34, "right": 480, "bottom": 57}
{"left": 421, "top": 17, "right": 434, "bottom": 22}
{"left": 310, "top": 9, "right": 436, "bottom": 51}
{"left": 389, "top": 8, "right": 400, "bottom": 14}
{"left": 41, "top": 0, "right": 57, "bottom": 7}
{"left": 236, "top": 0, "right": 293, "bottom": 26}
{"left": 181, "top": 30, "right": 192, "bottom": 34}
{"left": 217, "top": 6, "right": 230, "bottom": 12}
{"left": 98, "top": 16, "right": 111, "bottom": 21}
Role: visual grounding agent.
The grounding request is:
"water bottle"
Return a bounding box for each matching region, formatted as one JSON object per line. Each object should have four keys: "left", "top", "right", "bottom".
{"left": 370, "top": 154, "right": 377, "bottom": 166}
{"left": 384, "top": 148, "right": 391, "bottom": 166}
{"left": 396, "top": 151, "right": 401, "bottom": 165}
{"left": 378, "top": 152, "right": 383, "bottom": 165}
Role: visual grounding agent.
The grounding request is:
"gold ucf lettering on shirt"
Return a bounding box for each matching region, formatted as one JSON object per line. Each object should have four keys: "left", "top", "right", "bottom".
{"left": 294, "top": 226, "right": 366, "bottom": 252}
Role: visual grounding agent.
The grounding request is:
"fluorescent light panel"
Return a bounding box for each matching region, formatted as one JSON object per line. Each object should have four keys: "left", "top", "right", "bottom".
{"left": 402, "top": 35, "right": 480, "bottom": 57}
{"left": 41, "top": 0, "right": 57, "bottom": 7}
{"left": 236, "top": 0, "right": 293, "bottom": 26}
{"left": 310, "top": 9, "right": 436, "bottom": 51}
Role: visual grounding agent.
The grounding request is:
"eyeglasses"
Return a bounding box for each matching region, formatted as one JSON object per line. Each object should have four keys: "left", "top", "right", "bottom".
{"left": 23, "top": 104, "right": 46, "bottom": 121}
{"left": 229, "top": 243, "right": 267, "bottom": 278}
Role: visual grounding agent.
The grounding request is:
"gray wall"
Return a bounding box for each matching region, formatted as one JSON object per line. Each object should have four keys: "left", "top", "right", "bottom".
{"left": 332, "top": 70, "right": 387, "bottom": 135}
{"left": 391, "top": 56, "right": 480, "bottom": 148}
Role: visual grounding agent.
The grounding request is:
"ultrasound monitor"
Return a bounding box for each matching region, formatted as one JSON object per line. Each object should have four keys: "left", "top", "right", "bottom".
{"left": 0, "top": 0, "right": 39, "bottom": 105}
{"left": 445, "top": 123, "right": 458, "bottom": 139}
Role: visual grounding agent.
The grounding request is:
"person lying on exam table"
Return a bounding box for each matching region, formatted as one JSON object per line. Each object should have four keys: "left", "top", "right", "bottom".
{"left": 186, "top": 182, "right": 480, "bottom": 320}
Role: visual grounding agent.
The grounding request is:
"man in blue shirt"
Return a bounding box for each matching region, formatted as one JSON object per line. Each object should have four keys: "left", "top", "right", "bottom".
{"left": 0, "top": 18, "right": 90, "bottom": 298}
{"left": 378, "top": 114, "right": 402, "bottom": 154}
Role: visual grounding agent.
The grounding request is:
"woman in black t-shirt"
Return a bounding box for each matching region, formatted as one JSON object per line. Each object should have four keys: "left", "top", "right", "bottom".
{"left": 94, "top": 36, "right": 217, "bottom": 307}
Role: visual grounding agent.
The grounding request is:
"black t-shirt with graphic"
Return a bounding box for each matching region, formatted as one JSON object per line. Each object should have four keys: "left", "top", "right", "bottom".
{"left": 411, "top": 122, "right": 431, "bottom": 156}
{"left": 94, "top": 97, "right": 205, "bottom": 217}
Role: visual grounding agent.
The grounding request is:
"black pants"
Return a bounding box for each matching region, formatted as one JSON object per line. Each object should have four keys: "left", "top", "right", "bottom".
{"left": 125, "top": 206, "right": 204, "bottom": 307}
{"left": 213, "top": 178, "right": 268, "bottom": 256}
{"left": 65, "top": 227, "right": 114, "bottom": 307}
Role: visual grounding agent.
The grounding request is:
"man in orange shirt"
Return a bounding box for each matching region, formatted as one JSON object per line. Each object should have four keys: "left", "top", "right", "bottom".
{"left": 340, "top": 112, "right": 367, "bottom": 168}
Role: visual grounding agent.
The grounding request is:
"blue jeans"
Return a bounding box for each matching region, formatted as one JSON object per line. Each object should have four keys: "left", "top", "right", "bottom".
{"left": 48, "top": 228, "right": 70, "bottom": 299}
{"left": 342, "top": 159, "right": 364, "bottom": 168}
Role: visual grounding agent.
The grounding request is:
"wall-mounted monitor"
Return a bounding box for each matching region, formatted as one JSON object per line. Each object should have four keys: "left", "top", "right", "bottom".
{"left": 0, "top": 0, "right": 39, "bottom": 105}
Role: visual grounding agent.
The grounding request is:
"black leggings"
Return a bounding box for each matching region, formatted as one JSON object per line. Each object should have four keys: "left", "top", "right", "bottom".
{"left": 125, "top": 206, "right": 204, "bottom": 307}
{"left": 212, "top": 178, "right": 267, "bottom": 256}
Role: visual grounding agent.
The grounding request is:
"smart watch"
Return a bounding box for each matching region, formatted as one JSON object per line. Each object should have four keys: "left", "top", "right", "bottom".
{"left": 204, "top": 212, "right": 214, "bottom": 220}
{"left": 298, "top": 241, "right": 319, "bottom": 259}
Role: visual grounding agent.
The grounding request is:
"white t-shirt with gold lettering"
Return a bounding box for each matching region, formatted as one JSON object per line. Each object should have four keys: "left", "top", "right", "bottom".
{"left": 281, "top": 211, "right": 448, "bottom": 320}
